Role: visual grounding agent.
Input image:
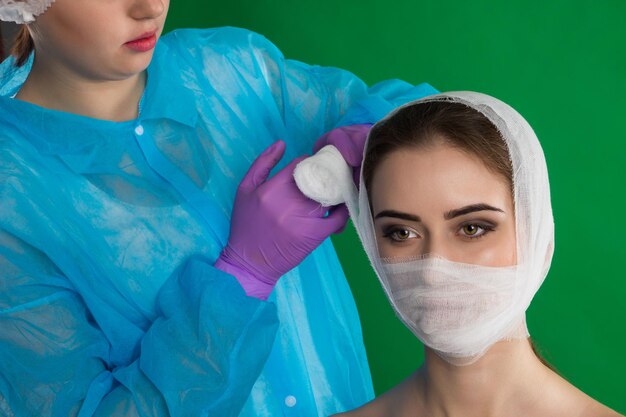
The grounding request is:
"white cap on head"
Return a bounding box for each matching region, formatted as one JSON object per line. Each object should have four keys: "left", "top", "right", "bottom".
{"left": 0, "top": 0, "right": 55, "bottom": 23}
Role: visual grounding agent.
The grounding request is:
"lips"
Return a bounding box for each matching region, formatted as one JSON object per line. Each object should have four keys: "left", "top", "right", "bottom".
{"left": 125, "top": 30, "right": 158, "bottom": 52}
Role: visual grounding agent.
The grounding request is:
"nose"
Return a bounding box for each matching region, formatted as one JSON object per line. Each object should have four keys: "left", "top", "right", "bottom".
{"left": 129, "top": 0, "right": 166, "bottom": 20}
{"left": 420, "top": 234, "right": 450, "bottom": 260}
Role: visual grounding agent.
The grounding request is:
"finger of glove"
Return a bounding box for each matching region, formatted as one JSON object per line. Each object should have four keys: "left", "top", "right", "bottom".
{"left": 272, "top": 154, "right": 308, "bottom": 181}
{"left": 313, "top": 125, "right": 369, "bottom": 167}
{"left": 312, "top": 129, "right": 332, "bottom": 154}
{"left": 258, "top": 155, "right": 329, "bottom": 218}
{"left": 238, "top": 140, "right": 286, "bottom": 192}
{"left": 353, "top": 168, "right": 361, "bottom": 190}
{"left": 320, "top": 203, "right": 350, "bottom": 236}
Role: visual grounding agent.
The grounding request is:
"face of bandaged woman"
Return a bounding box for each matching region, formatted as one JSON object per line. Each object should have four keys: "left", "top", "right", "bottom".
{"left": 370, "top": 140, "right": 516, "bottom": 267}
{"left": 28, "top": 0, "right": 169, "bottom": 80}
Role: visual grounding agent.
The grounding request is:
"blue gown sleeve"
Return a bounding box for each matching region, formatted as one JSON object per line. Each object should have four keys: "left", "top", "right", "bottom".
{"left": 0, "top": 228, "right": 278, "bottom": 417}
{"left": 164, "top": 27, "right": 439, "bottom": 157}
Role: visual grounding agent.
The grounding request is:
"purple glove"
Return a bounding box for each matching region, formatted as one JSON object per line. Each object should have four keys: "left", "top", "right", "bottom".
{"left": 215, "top": 140, "right": 349, "bottom": 300}
{"left": 312, "top": 124, "right": 373, "bottom": 188}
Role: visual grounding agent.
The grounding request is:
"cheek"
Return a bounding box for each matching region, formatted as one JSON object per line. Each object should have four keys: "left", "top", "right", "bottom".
{"left": 38, "top": 15, "right": 109, "bottom": 59}
{"left": 465, "top": 223, "right": 516, "bottom": 267}
{"left": 52, "top": 9, "right": 96, "bottom": 42}
{"left": 374, "top": 231, "right": 395, "bottom": 259}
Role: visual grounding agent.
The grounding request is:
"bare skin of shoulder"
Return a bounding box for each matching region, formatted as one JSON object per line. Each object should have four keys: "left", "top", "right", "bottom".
{"left": 332, "top": 341, "right": 623, "bottom": 417}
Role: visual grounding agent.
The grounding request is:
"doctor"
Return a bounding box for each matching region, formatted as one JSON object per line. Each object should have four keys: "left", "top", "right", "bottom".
{"left": 0, "top": 0, "right": 437, "bottom": 415}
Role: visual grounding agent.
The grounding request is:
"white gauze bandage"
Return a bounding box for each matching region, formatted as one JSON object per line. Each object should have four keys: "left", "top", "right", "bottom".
{"left": 294, "top": 144, "right": 357, "bottom": 207}
{"left": 294, "top": 91, "right": 555, "bottom": 365}
{"left": 0, "top": 0, "right": 55, "bottom": 23}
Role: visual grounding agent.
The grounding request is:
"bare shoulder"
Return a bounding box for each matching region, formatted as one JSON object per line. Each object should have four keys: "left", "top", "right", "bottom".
{"left": 545, "top": 371, "right": 624, "bottom": 417}
{"left": 330, "top": 372, "right": 420, "bottom": 417}
{"left": 579, "top": 398, "right": 624, "bottom": 417}
{"left": 329, "top": 395, "right": 391, "bottom": 417}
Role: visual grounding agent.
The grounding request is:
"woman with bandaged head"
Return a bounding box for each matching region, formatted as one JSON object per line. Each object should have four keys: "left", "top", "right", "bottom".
{"left": 0, "top": 0, "right": 440, "bottom": 415}
{"left": 296, "top": 92, "right": 623, "bottom": 417}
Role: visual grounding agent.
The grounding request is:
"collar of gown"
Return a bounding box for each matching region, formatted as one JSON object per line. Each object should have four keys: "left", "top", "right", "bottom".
{"left": 0, "top": 38, "right": 199, "bottom": 155}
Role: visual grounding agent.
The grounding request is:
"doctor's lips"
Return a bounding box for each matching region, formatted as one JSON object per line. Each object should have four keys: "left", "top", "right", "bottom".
{"left": 125, "top": 30, "right": 158, "bottom": 52}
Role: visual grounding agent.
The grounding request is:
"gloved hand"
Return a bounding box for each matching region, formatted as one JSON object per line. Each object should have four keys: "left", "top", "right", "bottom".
{"left": 215, "top": 140, "right": 349, "bottom": 300}
{"left": 312, "top": 124, "right": 373, "bottom": 188}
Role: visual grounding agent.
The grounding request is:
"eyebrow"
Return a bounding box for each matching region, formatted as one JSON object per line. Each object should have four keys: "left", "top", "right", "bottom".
{"left": 443, "top": 203, "right": 504, "bottom": 220}
{"left": 374, "top": 203, "right": 504, "bottom": 223}
{"left": 374, "top": 210, "right": 421, "bottom": 222}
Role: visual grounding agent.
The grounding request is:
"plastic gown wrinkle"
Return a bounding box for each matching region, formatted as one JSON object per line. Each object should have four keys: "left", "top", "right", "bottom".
{"left": 0, "top": 26, "right": 437, "bottom": 417}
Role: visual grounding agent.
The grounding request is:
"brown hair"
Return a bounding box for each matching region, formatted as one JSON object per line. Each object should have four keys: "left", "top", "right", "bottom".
{"left": 363, "top": 99, "right": 558, "bottom": 371}
{"left": 0, "top": 25, "right": 4, "bottom": 59}
{"left": 363, "top": 99, "right": 513, "bottom": 197}
{"left": 10, "top": 25, "right": 34, "bottom": 67}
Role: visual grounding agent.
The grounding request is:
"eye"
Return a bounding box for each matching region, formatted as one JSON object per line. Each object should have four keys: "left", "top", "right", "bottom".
{"left": 462, "top": 224, "right": 480, "bottom": 236}
{"left": 458, "top": 222, "right": 495, "bottom": 239}
{"left": 382, "top": 226, "right": 419, "bottom": 242}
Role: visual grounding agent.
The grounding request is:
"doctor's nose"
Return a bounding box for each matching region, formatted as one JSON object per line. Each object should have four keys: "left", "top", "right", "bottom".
{"left": 130, "top": 0, "right": 165, "bottom": 20}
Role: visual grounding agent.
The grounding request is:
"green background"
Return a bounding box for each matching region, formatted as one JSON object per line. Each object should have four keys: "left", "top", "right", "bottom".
{"left": 165, "top": 1, "right": 626, "bottom": 412}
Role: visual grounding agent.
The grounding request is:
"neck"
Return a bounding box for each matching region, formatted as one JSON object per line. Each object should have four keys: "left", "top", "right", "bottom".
{"left": 15, "top": 52, "right": 145, "bottom": 122}
{"left": 414, "top": 338, "right": 551, "bottom": 417}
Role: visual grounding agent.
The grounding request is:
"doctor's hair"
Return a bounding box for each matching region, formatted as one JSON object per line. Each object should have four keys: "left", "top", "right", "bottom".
{"left": 362, "top": 99, "right": 513, "bottom": 196}
{"left": 11, "top": 25, "right": 33, "bottom": 67}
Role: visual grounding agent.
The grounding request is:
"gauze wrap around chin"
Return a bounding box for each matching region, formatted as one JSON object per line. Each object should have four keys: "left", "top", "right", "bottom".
{"left": 0, "top": 0, "right": 55, "bottom": 23}
{"left": 294, "top": 92, "right": 555, "bottom": 366}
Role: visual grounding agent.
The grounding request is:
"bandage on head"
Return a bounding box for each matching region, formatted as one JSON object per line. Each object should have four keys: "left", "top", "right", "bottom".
{"left": 294, "top": 92, "right": 555, "bottom": 365}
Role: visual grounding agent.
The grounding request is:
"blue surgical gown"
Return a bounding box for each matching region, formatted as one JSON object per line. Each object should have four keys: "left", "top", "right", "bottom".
{"left": 0, "top": 27, "right": 438, "bottom": 417}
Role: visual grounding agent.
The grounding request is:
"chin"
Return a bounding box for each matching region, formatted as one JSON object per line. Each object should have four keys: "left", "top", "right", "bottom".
{"left": 112, "top": 50, "right": 155, "bottom": 77}
{"left": 131, "top": 54, "right": 154, "bottom": 71}
{"left": 114, "top": 61, "right": 152, "bottom": 80}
